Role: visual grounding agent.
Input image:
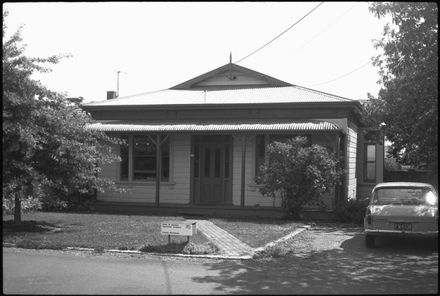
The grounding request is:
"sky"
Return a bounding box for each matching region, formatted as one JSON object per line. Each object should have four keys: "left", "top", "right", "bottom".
{"left": 3, "top": 2, "right": 392, "bottom": 103}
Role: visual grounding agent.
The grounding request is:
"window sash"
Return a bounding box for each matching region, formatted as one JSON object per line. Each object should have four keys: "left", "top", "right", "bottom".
{"left": 119, "top": 134, "right": 170, "bottom": 182}
{"left": 364, "top": 144, "right": 376, "bottom": 182}
{"left": 119, "top": 135, "right": 129, "bottom": 181}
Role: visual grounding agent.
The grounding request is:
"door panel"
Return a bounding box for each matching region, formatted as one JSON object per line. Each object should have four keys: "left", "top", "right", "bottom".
{"left": 192, "top": 135, "right": 232, "bottom": 205}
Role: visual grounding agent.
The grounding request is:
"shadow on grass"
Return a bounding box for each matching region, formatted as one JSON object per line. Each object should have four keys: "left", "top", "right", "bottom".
{"left": 191, "top": 229, "right": 438, "bottom": 294}
{"left": 2, "top": 219, "right": 85, "bottom": 245}
{"left": 2, "top": 220, "right": 60, "bottom": 234}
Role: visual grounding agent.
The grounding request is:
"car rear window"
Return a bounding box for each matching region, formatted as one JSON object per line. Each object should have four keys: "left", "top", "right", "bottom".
{"left": 372, "top": 187, "right": 436, "bottom": 205}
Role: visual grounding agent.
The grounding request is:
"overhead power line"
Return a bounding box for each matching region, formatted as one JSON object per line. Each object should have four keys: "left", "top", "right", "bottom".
{"left": 235, "top": 2, "right": 324, "bottom": 64}
{"left": 305, "top": 60, "right": 372, "bottom": 87}
{"left": 292, "top": 2, "right": 359, "bottom": 55}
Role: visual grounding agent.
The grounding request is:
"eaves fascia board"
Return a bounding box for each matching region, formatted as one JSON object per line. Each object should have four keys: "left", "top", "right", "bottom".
{"left": 81, "top": 101, "right": 361, "bottom": 112}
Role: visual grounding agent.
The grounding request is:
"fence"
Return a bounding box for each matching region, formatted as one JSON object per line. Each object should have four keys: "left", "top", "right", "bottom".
{"left": 384, "top": 170, "right": 438, "bottom": 190}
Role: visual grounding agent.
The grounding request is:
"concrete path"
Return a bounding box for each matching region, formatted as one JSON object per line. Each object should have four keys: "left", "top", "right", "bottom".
{"left": 187, "top": 220, "right": 254, "bottom": 257}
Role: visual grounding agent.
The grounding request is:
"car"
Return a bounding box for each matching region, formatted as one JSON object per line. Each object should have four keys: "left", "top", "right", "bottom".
{"left": 364, "top": 182, "right": 438, "bottom": 248}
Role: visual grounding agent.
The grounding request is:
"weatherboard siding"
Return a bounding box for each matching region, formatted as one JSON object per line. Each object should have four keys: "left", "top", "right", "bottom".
{"left": 192, "top": 70, "right": 271, "bottom": 88}
{"left": 96, "top": 121, "right": 354, "bottom": 207}
{"left": 346, "top": 122, "right": 358, "bottom": 200}
{"left": 244, "top": 136, "right": 282, "bottom": 207}
{"left": 232, "top": 136, "right": 242, "bottom": 206}
{"left": 97, "top": 135, "right": 191, "bottom": 204}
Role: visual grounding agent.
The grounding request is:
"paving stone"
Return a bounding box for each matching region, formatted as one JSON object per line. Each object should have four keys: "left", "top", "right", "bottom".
{"left": 187, "top": 219, "right": 254, "bottom": 257}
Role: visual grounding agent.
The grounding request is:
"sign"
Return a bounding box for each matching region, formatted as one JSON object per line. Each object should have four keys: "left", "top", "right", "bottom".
{"left": 161, "top": 221, "right": 197, "bottom": 236}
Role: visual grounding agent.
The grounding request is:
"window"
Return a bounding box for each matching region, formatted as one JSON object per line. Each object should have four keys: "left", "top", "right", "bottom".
{"left": 133, "top": 136, "right": 157, "bottom": 180}
{"left": 119, "top": 135, "right": 170, "bottom": 182}
{"left": 364, "top": 144, "right": 376, "bottom": 182}
{"left": 160, "top": 137, "right": 170, "bottom": 181}
{"left": 255, "top": 135, "right": 266, "bottom": 176}
{"left": 119, "top": 135, "right": 129, "bottom": 181}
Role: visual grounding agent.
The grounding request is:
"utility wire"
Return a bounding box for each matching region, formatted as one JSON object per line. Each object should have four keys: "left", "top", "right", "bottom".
{"left": 292, "top": 2, "right": 359, "bottom": 55}
{"left": 306, "top": 59, "right": 372, "bottom": 87}
{"left": 235, "top": 2, "right": 324, "bottom": 64}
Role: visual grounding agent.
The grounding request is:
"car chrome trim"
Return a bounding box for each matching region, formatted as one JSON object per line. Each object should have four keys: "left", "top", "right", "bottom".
{"left": 364, "top": 229, "right": 438, "bottom": 236}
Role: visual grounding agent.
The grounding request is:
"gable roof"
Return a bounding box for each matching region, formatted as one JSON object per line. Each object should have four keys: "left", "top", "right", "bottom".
{"left": 170, "top": 63, "right": 292, "bottom": 90}
{"left": 83, "top": 62, "right": 361, "bottom": 112}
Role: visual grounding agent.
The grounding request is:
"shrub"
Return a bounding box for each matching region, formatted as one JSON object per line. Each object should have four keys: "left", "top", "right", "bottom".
{"left": 254, "top": 246, "right": 290, "bottom": 258}
{"left": 139, "top": 242, "right": 186, "bottom": 253}
{"left": 335, "top": 198, "right": 370, "bottom": 224}
{"left": 182, "top": 242, "right": 218, "bottom": 255}
{"left": 384, "top": 157, "right": 402, "bottom": 171}
{"left": 139, "top": 241, "right": 218, "bottom": 255}
{"left": 93, "top": 246, "right": 105, "bottom": 253}
{"left": 256, "top": 137, "right": 343, "bottom": 220}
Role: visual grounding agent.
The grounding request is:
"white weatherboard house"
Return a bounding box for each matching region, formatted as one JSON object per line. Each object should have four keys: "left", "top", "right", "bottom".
{"left": 82, "top": 62, "right": 384, "bottom": 218}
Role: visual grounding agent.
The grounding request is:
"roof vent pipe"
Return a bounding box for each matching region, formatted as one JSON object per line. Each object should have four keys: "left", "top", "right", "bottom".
{"left": 107, "top": 91, "right": 117, "bottom": 100}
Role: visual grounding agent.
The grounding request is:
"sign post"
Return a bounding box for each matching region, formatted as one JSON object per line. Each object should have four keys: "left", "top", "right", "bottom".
{"left": 161, "top": 221, "right": 197, "bottom": 244}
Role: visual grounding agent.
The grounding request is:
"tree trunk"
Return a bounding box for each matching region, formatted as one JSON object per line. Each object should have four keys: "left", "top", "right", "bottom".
{"left": 14, "top": 193, "right": 22, "bottom": 225}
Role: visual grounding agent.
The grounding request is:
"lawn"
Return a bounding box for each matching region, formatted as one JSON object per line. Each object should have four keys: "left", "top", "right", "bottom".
{"left": 209, "top": 217, "right": 304, "bottom": 248}
{"left": 3, "top": 212, "right": 307, "bottom": 255}
{"left": 2, "top": 212, "right": 214, "bottom": 253}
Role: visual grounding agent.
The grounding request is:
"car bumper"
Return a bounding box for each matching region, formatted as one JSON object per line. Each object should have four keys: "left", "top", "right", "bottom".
{"left": 364, "top": 229, "right": 438, "bottom": 237}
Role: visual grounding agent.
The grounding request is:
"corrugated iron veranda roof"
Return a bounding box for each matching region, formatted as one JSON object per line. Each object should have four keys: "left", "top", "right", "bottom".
{"left": 86, "top": 120, "right": 341, "bottom": 132}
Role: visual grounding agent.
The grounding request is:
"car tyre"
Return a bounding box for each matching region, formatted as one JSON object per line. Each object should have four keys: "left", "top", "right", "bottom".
{"left": 366, "top": 235, "right": 375, "bottom": 248}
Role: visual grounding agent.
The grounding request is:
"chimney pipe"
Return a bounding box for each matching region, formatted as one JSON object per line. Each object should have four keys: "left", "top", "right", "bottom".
{"left": 107, "top": 91, "right": 117, "bottom": 100}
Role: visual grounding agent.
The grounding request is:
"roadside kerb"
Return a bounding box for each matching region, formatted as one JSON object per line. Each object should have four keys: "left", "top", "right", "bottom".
{"left": 2, "top": 222, "right": 310, "bottom": 260}
{"left": 2, "top": 244, "right": 252, "bottom": 260}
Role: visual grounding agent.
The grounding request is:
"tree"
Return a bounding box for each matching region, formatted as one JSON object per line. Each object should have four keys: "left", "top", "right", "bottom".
{"left": 2, "top": 12, "right": 122, "bottom": 224}
{"left": 255, "top": 137, "right": 343, "bottom": 220}
{"left": 366, "top": 2, "right": 438, "bottom": 172}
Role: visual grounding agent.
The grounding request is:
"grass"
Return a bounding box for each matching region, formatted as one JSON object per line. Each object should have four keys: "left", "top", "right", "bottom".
{"left": 2, "top": 212, "right": 213, "bottom": 253}
{"left": 209, "top": 217, "right": 305, "bottom": 248}
{"left": 3, "top": 212, "right": 309, "bottom": 256}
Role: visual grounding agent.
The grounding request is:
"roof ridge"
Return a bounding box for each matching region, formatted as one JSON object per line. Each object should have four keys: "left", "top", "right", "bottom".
{"left": 294, "top": 85, "right": 355, "bottom": 101}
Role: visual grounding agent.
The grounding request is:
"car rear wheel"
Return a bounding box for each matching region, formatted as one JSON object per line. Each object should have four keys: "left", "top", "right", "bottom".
{"left": 366, "top": 235, "right": 375, "bottom": 248}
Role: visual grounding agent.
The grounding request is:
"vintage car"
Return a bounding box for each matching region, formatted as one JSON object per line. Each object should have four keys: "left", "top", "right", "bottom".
{"left": 364, "top": 182, "right": 438, "bottom": 248}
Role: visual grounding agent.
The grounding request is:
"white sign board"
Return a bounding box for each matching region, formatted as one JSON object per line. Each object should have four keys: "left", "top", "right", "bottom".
{"left": 161, "top": 221, "right": 197, "bottom": 236}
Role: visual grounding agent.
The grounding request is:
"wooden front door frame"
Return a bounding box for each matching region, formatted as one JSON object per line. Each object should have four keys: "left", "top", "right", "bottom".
{"left": 190, "top": 135, "right": 233, "bottom": 205}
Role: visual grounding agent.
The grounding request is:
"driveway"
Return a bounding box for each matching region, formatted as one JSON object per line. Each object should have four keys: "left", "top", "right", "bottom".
{"left": 191, "top": 225, "right": 438, "bottom": 294}
{"left": 3, "top": 225, "right": 438, "bottom": 294}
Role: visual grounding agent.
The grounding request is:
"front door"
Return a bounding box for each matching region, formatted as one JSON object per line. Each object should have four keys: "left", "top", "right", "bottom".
{"left": 192, "top": 135, "right": 232, "bottom": 205}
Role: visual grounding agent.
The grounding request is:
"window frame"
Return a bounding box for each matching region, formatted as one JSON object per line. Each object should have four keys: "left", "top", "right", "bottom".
{"left": 119, "top": 135, "right": 129, "bottom": 181}
{"left": 364, "top": 143, "right": 377, "bottom": 183}
{"left": 117, "top": 134, "right": 172, "bottom": 183}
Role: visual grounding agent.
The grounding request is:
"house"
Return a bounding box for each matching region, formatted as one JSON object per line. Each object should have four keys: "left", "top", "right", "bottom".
{"left": 82, "top": 62, "right": 384, "bottom": 218}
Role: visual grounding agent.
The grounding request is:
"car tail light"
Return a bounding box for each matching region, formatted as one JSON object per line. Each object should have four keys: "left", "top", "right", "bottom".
{"left": 366, "top": 208, "right": 372, "bottom": 224}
